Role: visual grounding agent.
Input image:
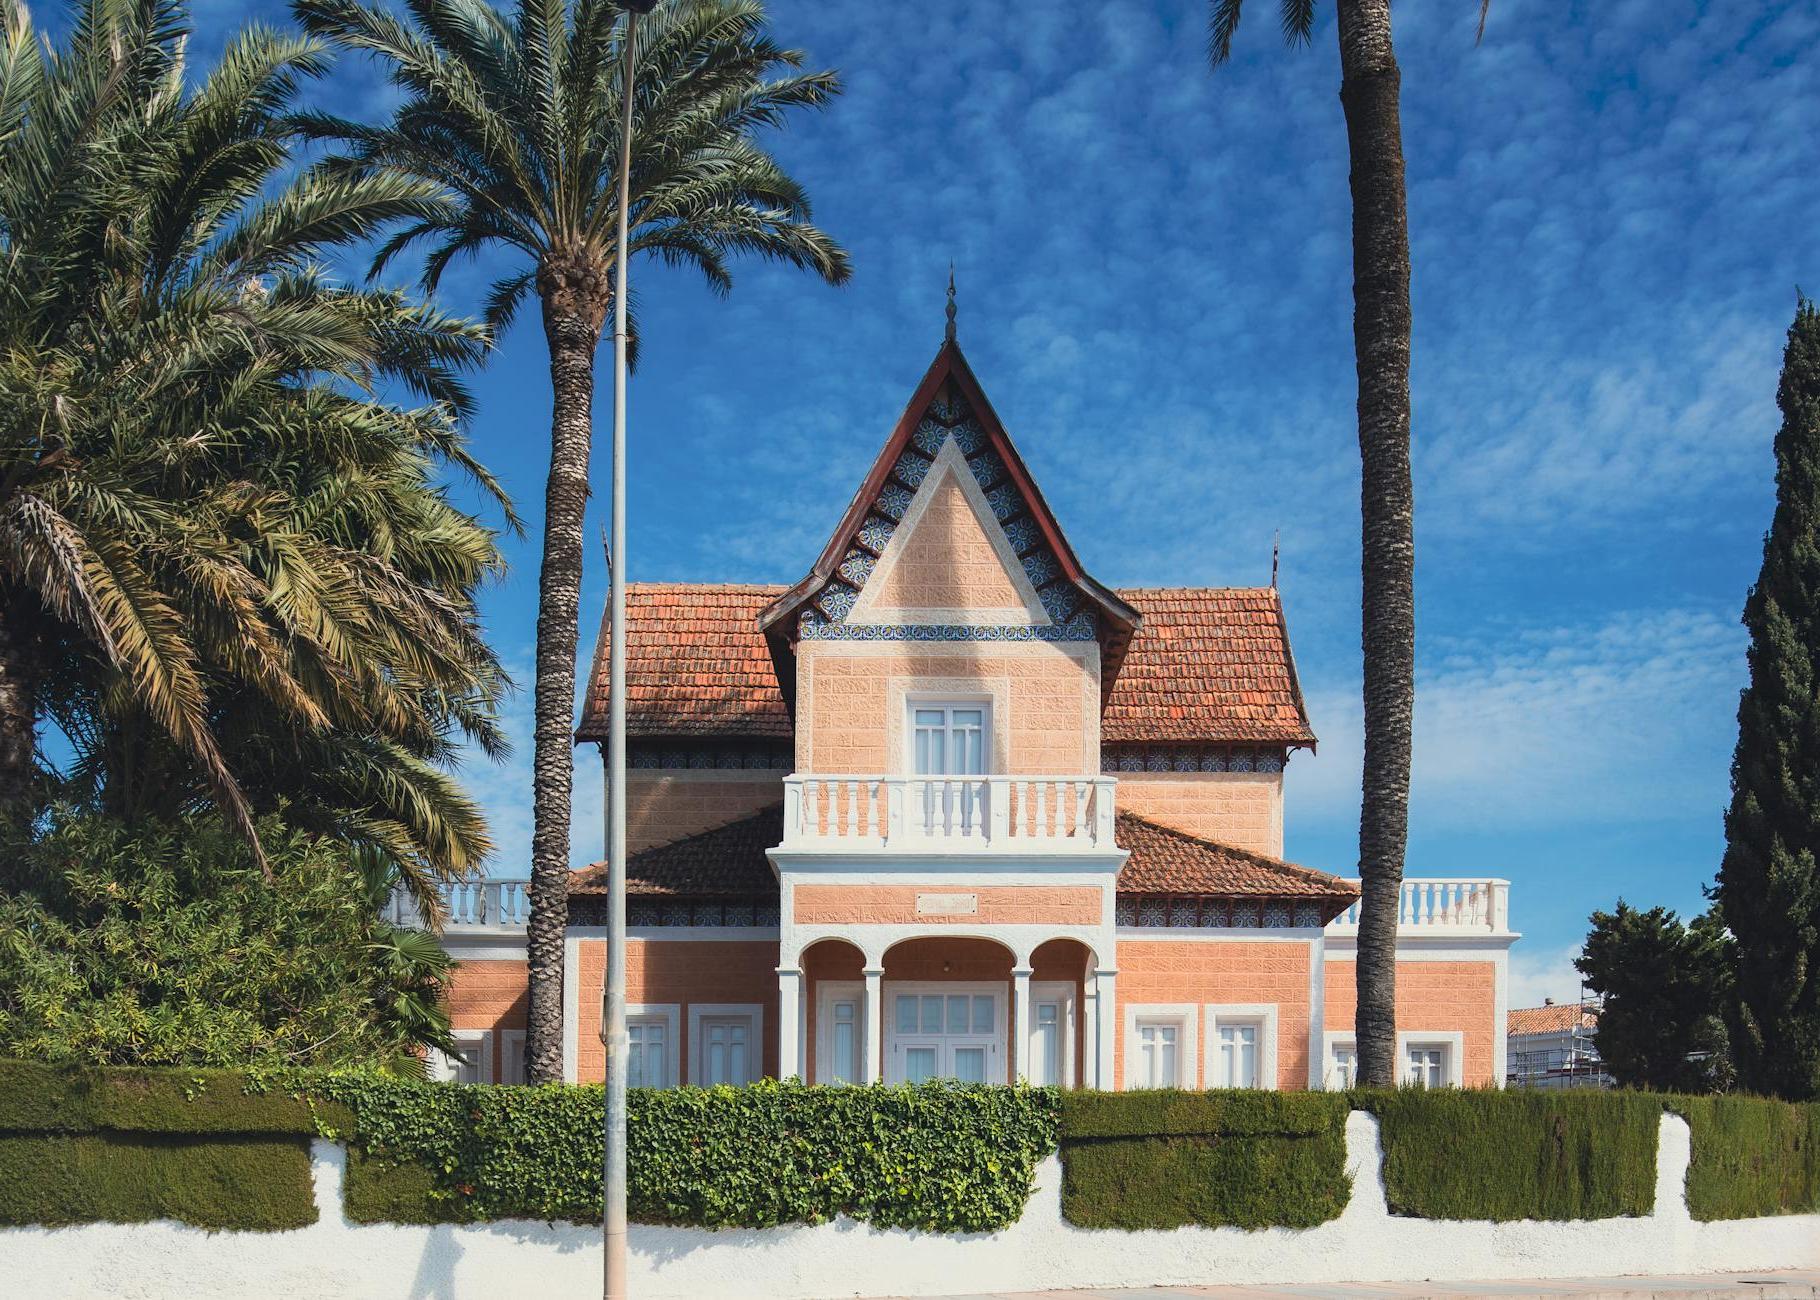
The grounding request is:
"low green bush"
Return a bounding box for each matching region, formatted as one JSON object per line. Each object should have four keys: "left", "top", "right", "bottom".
{"left": 1359, "top": 1088, "right": 1660, "bottom": 1221}
{"left": 295, "top": 1073, "right": 1061, "bottom": 1230}
{"left": 1671, "top": 1095, "right": 1820, "bottom": 1221}
{"left": 0, "top": 1058, "right": 341, "bottom": 1134}
{"left": 1057, "top": 1090, "right": 1350, "bottom": 1230}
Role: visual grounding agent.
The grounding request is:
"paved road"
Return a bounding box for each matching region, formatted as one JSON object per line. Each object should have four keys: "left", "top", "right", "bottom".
{"left": 865, "top": 1270, "right": 1820, "bottom": 1300}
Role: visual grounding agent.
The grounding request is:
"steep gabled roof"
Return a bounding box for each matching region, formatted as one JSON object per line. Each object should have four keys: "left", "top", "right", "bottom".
{"left": 1107, "top": 589, "right": 1315, "bottom": 746}
{"left": 757, "top": 338, "right": 1143, "bottom": 701}
{"left": 577, "top": 583, "right": 789, "bottom": 742}
{"left": 1114, "top": 813, "right": 1355, "bottom": 908}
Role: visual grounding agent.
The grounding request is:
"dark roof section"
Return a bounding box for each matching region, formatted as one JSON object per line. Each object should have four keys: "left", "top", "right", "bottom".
{"left": 577, "top": 583, "right": 790, "bottom": 742}
{"left": 569, "top": 805, "right": 782, "bottom": 897}
{"left": 1114, "top": 813, "right": 1356, "bottom": 912}
{"left": 1106, "top": 589, "right": 1315, "bottom": 746}
{"left": 755, "top": 338, "right": 1143, "bottom": 704}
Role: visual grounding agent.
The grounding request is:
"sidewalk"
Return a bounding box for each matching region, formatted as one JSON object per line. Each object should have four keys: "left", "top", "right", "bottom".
{"left": 868, "top": 1270, "right": 1820, "bottom": 1300}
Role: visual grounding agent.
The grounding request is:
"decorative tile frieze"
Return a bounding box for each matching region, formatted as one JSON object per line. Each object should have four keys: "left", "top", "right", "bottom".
{"left": 594, "top": 897, "right": 778, "bottom": 928}
{"left": 837, "top": 549, "right": 875, "bottom": 585}
{"left": 984, "top": 483, "right": 1021, "bottom": 521}
{"left": 628, "top": 741, "right": 793, "bottom": 770}
{"left": 968, "top": 450, "right": 1007, "bottom": 490}
{"left": 875, "top": 482, "right": 914, "bottom": 520}
{"left": 912, "top": 418, "right": 948, "bottom": 456}
{"left": 797, "top": 612, "right": 1098, "bottom": 642}
{"left": 1293, "top": 902, "right": 1325, "bottom": 928}
{"left": 1003, "top": 516, "right": 1040, "bottom": 554}
{"left": 1021, "top": 549, "right": 1060, "bottom": 587}
{"left": 1101, "top": 745, "right": 1289, "bottom": 775}
{"left": 815, "top": 581, "right": 857, "bottom": 620}
{"left": 949, "top": 419, "right": 987, "bottom": 454}
{"left": 856, "top": 516, "right": 897, "bottom": 553}
{"left": 928, "top": 389, "right": 967, "bottom": 423}
{"left": 1112, "top": 895, "right": 1324, "bottom": 930}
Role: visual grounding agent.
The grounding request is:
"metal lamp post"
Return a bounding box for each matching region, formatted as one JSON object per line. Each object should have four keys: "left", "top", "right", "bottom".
{"left": 602, "top": 3, "right": 655, "bottom": 1298}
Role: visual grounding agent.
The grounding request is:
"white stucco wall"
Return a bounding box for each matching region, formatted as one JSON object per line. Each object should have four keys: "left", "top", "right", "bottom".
{"left": 4, "top": 1113, "right": 1817, "bottom": 1299}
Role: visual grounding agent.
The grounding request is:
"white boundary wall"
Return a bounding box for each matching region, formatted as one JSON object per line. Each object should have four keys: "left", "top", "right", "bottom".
{"left": 6, "top": 1113, "right": 1818, "bottom": 1299}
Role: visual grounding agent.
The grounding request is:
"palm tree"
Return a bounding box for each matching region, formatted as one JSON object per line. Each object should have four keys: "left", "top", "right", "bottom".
{"left": 0, "top": 0, "right": 513, "bottom": 908}
{"left": 1208, "top": 0, "right": 1413, "bottom": 1087}
{"left": 293, "top": 0, "right": 851, "bottom": 1081}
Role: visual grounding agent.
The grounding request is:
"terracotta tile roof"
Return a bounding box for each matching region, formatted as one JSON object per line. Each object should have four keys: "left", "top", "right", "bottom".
{"left": 579, "top": 583, "right": 1314, "bottom": 747}
{"left": 1104, "top": 588, "right": 1314, "bottom": 746}
{"left": 569, "top": 805, "right": 782, "bottom": 897}
{"left": 1115, "top": 813, "right": 1356, "bottom": 906}
{"left": 1507, "top": 1002, "right": 1599, "bottom": 1037}
{"left": 577, "top": 583, "right": 790, "bottom": 741}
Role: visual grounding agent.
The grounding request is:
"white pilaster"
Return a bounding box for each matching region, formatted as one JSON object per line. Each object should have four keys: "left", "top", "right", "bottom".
{"left": 1094, "top": 967, "right": 1118, "bottom": 1089}
{"left": 1011, "top": 966, "right": 1033, "bottom": 1083}
{"left": 776, "top": 966, "right": 801, "bottom": 1082}
{"left": 862, "top": 967, "right": 884, "bottom": 1084}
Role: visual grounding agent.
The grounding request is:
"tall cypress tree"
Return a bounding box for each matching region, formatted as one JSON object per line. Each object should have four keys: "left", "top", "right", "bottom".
{"left": 1715, "top": 300, "right": 1820, "bottom": 1101}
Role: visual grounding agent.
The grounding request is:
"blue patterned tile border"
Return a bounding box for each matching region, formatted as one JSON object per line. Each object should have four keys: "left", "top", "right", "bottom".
{"left": 1101, "top": 745, "right": 1290, "bottom": 774}
{"left": 798, "top": 611, "right": 1098, "bottom": 642}
{"left": 893, "top": 449, "right": 932, "bottom": 488}
{"left": 875, "top": 483, "right": 914, "bottom": 520}
{"left": 912, "top": 418, "right": 948, "bottom": 457}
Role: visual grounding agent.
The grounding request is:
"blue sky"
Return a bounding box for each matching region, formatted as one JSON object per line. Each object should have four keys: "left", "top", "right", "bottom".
{"left": 119, "top": 0, "right": 1820, "bottom": 1005}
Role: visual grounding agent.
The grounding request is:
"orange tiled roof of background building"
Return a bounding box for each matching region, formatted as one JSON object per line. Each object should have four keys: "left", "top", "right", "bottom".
{"left": 1507, "top": 1002, "right": 1600, "bottom": 1036}
{"left": 577, "top": 582, "right": 1314, "bottom": 745}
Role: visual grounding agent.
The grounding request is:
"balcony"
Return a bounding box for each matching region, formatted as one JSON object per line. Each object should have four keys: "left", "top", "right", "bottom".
{"left": 385, "top": 878, "right": 529, "bottom": 930}
{"left": 779, "top": 773, "right": 1118, "bottom": 853}
{"left": 1326, "top": 877, "right": 1512, "bottom": 935}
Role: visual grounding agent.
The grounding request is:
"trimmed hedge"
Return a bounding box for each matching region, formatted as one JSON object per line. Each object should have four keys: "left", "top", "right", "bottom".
{"left": 1057, "top": 1090, "right": 1350, "bottom": 1230}
{"left": 1359, "top": 1088, "right": 1661, "bottom": 1222}
{"left": 1671, "top": 1095, "right": 1820, "bottom": 1221}
{"left": 0, "top": 1060, "right": 324, "bottom": 1230}
{"left": 298, "top": 1074, "right": 1061, "bottom": 1231}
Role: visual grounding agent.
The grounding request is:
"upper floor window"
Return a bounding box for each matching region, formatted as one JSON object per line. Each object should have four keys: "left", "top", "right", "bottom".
{"left": 912, "top": 702, "right": 989, "bottom": 775}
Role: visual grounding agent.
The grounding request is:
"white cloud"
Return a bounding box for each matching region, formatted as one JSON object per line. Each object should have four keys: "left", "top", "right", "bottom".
{"left": 1508, "top": 943, "right": 1590, "bottom": 1014}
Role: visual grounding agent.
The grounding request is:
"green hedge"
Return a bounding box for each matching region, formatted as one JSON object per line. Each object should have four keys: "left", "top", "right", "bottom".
{"left": 0, "top": 1060, "right": 323, "bottom": 1230}
{"left": 1057, "top": 1090, "right": 1350, "bottom": 1230}
{"left": 1359, "top": 1088, "right": 1661, "bottom": 1221}
{"left": 1671, "top": 1095, "right": 1820, "bottom": 1221}
{"left": 298, "top": 1074, "right": 1060, "bottom": 1231}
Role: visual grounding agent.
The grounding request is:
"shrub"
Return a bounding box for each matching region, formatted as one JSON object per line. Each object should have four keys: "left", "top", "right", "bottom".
{"left": 1671, "top": 1095, "right": 1820, "bottom": 1220}
{"left": 296, "top": 1073, "right": 1060, "bottom": 1230}
{"left": 0, "top": 811, "right": 452, "bottom": 1069}
{"left": 1057, "top": 1089, "right": 1350, "bottom": 1230}
{"left": 1359, "top": 1088, "right": 1660, "bottom": 1221}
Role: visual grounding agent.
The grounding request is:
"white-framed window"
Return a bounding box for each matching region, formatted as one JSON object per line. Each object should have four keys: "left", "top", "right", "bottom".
{"left": 1205, "top": 1004, "right": 1279, "bottom": 1090}
{"left": 910, "top": 701, "right": 990, "bottom": 775}
{"left": 627, "top": 1004, "right": 680, "bottom": 1088}
{"left": 1323, "top": 1030, "right": 1464, "bottom": 1089}
{"left": 885, "top": 982, "right": 1004, "bottom": 1084}
{"left": 689, "top": 1004, "right": 764, "bottom": 1086}
{"left": 500, "top": 1029, "right": 527, "bottom": 1085}
{"left": 436, "top": 1029, "right": 493, "bottom": 1084}
{"left": 816, "top": 982, "right": 865, "bottom": 1084}
{"left": 1027, "top": 981, "right": 1077, "bottom": 1087}
{"left": 1123, "top": 1004, "right": 1197, "bottom": 1090}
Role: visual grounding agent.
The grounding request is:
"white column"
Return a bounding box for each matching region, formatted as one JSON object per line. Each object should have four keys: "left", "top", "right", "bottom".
{"left": 1094, "top": 967, "right": 1118, "bottom": 1090}
{"left": 776, "top": 966, "right": 801, "bottom": 1081}
{"left": 862, "top": 967, "right": 884, "bottom": 1084}
{"left": 1011, "top": 966, "right": 1033, "bottom": 1083}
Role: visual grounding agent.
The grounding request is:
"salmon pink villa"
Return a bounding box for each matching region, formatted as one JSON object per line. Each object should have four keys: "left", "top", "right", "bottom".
{"left": 418, "top": 331, "right": 1517, "bottom": 1092}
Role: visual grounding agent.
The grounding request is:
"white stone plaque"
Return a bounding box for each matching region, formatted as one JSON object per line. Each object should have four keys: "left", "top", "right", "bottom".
{"left": 915, "top": 892, "right": 978, "bottom": 916}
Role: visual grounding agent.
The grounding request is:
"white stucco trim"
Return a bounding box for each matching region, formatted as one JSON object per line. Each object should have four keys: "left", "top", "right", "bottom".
{"left": 1306, "top": 933, "right": 1327, "bottom": 1089}
{"left": 847, "top": 438, "right": 1052, "bottom": 627}
{"left": 813, "top": 980, "right": 865, "bottom": 1084}
{"left": 1118, "top": 927, "right": 1320, "bottom": 942}
{"left": 1122, "top": 1002, "right": 1200, "bottom": 1090}
{"left": 686, "top": 1003, "right": 765, "bottom": 1086}
{"left": 785, "top": 921, "right": 1108, "bottom": 969}
{"left": 561, "top": 931, "right": 580, "bottom": 1083}
{"left": 1204, "top": 1003, "right": 1280, "bottom": 1090}
{"left": 1322, "top": 936, "right": 1518, "bottom": 960}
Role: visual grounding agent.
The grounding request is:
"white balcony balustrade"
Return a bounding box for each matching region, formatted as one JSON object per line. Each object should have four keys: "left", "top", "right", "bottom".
{"left": 780, "top": 773, "right": 1117, "bottom": 852}
{"left": 1327, "top": 877, "right": 1512, "bottom": 935}
{"left": 385, "top": 878, "right": 530, "bottom": 930}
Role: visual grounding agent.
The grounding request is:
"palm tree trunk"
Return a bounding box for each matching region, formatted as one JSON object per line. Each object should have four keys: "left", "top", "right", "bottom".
{"left": 1337, "top": 0, "right": 1415, "bottom": 1090}
{"left": 0, "top": 598, "right": 37, "bottom": 820}
{"left": 525, "top": 257, "right": 609, "bottom": 1084}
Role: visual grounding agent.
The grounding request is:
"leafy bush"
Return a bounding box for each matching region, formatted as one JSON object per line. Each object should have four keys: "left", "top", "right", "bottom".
{"left": 1671, "top": 1095, "right": 1820, "bottom": 1220}
{"left": 1360, "top": 1088, "right": 1660, "bottom": 1221}
{"left": 297, "top": 1073, "right": 1060, "bottom": 1230}
{"left": 1057, "top": 1089, "right": 1350, "bottom": 1230}
{"left": 0, "top": 811, "right": 451, "bottom": 1069}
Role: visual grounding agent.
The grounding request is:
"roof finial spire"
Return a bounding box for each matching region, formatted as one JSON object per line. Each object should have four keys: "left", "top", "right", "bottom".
{"left": 1271, "top": 529, "right": 1280, "bottom": 588}
{"left": 944, "top": 262, "right": 957, "bottom": 343}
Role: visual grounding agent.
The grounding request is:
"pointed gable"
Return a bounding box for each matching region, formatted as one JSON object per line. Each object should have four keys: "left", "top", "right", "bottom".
{"left": 759, "top": 339, "right": 1140, "bottom": 687}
